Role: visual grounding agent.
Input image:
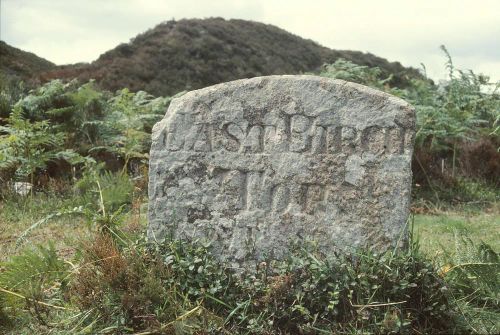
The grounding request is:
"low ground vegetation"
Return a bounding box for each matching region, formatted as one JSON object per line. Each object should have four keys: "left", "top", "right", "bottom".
{"left": 0, "top": 187, "right": 498, "bottom": 334}
{"left": 0, "top": 50, "right": 498, "bottom": 333}
{"left": 0, "top": 192, "right": 498, "bottom": 334}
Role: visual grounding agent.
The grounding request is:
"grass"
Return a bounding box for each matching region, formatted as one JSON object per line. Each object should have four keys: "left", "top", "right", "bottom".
{"left": 413, "top": 209, "right": 500, "bottom": 334}
{"left": 414, "top": 210, "right": 500, "bottom": 260}
{"left": 0, "top": 192, "right": 498, "bottom": 334}
{"left": 3, "top": 193, "right": 497, "bottom": 263}
{"left": 0, "top": 179, "right": 148, "bottom": 263}
{"left": 0, "top": 192, "right": 89, "bottom": 262}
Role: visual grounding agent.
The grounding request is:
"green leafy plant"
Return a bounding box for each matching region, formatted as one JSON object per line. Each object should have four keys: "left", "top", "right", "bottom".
{"left": 436, "top": 234, "right": 500, "bottom": 334}
{"left": 318, "top": 58, "right": 390, "bottom": 89}
{"left": 90, "top": 88, "right": 170, "bottom": 174}
{"left": 1, "top": 80, "right": 171, "bottom": 191}
{"left": 12, "top": 80, "right": 107, "bottom": 145}
{"left": 409, "top": 46, "right": 499, "bottom": 153}
{"left": 75, "top": 161, "right": 134, "bottom": 213}
{"left": 0, "top": 104, "right": 73, "bottom": 186}
{"left": 0, "top": 74, "right": 26, "bottom": 119}
{"left": 444, "top": 234, "right": 499, "bottom": 308}
{"left": 0, "top": 243, "right": 69, "bottom": 325}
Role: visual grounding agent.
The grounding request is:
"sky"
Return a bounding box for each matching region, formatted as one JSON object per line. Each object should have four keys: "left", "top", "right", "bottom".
{"left": 1, "top": 0, "right": 499, "bottom": 82}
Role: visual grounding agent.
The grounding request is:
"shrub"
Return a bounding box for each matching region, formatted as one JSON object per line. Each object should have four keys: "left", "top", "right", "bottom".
{"left": 70, "top": 234, "right": 213, "bottom": 333}
{"left": 0, "top": 104, "right": 72, "bottom": 186}
{"left": 0, "top": 79, "right": 171, "bottom": 189}
{"left": 213, "top": 242, "right": 457, "bottom": 334}
{"left": 64, "top": 233, "right": 463, "bottom": 334}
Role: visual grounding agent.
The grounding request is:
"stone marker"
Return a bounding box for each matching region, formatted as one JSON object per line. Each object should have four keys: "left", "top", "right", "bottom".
{"left": 148, "top": 75, "right": 415, "bottom": 268}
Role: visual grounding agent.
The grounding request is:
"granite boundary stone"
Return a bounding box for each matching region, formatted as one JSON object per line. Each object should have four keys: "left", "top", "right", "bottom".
{"left": 148, "top": 75, "right": 415, "bottom": 268}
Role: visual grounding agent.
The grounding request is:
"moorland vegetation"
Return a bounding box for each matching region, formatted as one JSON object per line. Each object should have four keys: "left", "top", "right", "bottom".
{"left": 2, "top": 18, "right": 421, "bottom": 96}
{"left": 0, "top": 38, "right": 498, "bottom": 334}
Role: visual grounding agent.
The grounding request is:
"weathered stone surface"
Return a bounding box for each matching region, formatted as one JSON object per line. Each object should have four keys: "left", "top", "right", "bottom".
{"left": 148, "top": 75, "right": 415, "bottom": 267}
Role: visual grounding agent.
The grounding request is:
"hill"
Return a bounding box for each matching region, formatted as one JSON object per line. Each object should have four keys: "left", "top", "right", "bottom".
{"left": 0, "top": 41, "right": 56, "bottom": 81}
{"left": 39, "top": 18, "right": 421, "bottom": 96}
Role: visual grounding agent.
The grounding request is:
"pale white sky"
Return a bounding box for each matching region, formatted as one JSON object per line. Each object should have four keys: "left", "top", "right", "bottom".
{"left": 1, "top": 0, "right": 499, "bottom": 81}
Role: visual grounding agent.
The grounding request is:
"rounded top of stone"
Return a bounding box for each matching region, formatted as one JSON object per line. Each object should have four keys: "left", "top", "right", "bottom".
{"left": 173, "top": 75, "right": 411, "bottom": 109}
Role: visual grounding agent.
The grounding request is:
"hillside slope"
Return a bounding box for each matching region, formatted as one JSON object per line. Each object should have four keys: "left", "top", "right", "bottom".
{"left": 0, "top": 41, "right": 56, "bottom": 80}
{"left": 40, "top": 18, "right": 421, "bottom": 96}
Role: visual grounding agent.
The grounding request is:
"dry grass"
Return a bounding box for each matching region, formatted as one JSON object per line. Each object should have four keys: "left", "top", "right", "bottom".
{"left": 0, "top": 198, "right": 88, "bottom": 263}
{"left": 0, "top": 188, "right": 150, "bottom": 262}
